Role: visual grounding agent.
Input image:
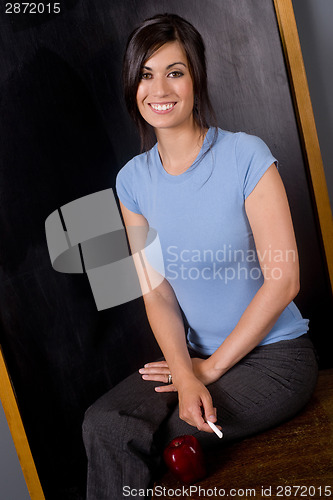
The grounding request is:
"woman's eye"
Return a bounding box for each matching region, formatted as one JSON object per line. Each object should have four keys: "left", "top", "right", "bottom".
{"left": 168, "top": 71, "right": 184, "bottom": 78}
{"left": 140, "top": 73, "right": 152, "bottom": 80}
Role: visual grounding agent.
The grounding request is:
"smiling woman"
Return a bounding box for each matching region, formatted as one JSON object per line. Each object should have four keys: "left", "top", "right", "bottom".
{"left": 82, "top": 12, "right": 318, "bottom": 500}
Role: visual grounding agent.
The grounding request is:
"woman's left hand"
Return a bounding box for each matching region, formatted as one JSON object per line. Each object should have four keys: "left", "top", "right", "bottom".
{"left": 139, "top": 358, "right": 222, "bottom": 391}
{"left": 139, "top": 360, "right": 177, "bottom": 392}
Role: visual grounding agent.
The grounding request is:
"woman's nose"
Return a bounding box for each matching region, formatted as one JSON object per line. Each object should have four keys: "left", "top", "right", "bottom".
{"left": 151, "top": 76, "right": 170, "bottom": 97}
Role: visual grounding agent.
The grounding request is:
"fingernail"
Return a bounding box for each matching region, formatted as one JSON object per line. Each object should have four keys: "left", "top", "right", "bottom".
{"left": 139, "top": 369, "right": 144, "bottom": 373}
{"left": 208, "top": 415, "right": 216, "bottom": 421}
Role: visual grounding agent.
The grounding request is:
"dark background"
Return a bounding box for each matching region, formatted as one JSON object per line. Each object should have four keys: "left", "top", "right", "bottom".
{"left": 0, "top": 1, "right": 332, "bottom": 498}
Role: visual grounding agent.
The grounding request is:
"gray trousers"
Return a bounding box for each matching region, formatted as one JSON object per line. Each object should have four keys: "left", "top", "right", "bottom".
{"left": 82, "top": 334, "right": 318, "bottom": 500}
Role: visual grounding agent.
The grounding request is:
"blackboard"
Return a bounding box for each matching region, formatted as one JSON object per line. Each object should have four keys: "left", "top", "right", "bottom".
{"left": 0, "top": 1, "right": 332, "bottom": 498}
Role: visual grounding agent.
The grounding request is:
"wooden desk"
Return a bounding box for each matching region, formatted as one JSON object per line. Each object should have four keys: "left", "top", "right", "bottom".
{"left": 153, "top": 369, "right": 333, "bottom": 499}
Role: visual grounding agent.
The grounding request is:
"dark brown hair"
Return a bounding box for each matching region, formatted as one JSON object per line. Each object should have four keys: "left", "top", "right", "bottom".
{"left": 122, "top": 13, "right": 217, "bottom": 151}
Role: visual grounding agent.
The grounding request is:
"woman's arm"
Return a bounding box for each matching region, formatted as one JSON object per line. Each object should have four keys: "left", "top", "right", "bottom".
{"left": 119, "top": 201, "right": 217, "bottom": 432}
{"left": 196, "top": 163, "right": 300, "bottom": 381}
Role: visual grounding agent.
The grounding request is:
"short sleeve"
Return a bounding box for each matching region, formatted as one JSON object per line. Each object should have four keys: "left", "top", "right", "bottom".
{"left": 235, "top": 132, "right": 278, "bottom": 200}
{"left": 115, "top": 160, "right": 142, "bottom": 215}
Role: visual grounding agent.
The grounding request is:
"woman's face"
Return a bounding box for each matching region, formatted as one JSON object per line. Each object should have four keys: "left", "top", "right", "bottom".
{"left": 136, "top": 41, "right": 195, "bottom": 132}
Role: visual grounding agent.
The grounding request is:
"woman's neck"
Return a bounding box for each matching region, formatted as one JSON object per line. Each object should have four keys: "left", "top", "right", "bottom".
{"left": 155, "top": 123, "right": 208, "bottom": 175}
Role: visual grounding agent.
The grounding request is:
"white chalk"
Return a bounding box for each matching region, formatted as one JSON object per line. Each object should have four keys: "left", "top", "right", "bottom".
{"left": 207, "top": 420, "right": 223, "bottom": 438}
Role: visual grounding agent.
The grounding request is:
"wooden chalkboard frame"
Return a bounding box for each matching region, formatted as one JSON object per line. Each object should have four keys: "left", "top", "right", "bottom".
{"left": 0, "top": 1, "right": 332, "bottom": 498}
{"left": 0, "top": 346, "right": 45, "bottom": 499}
{"left": 274, "top": 0, "right": 333, "bottom": 291}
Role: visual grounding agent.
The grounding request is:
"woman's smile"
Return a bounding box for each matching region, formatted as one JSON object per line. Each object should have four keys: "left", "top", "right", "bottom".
{"left": 148, "top": 102, "right": 177, "bottom": 113}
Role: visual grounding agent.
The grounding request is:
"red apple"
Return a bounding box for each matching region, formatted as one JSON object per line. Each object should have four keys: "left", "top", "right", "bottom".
{"left": 163, "top": 435, "right": 207, "bottom": 484}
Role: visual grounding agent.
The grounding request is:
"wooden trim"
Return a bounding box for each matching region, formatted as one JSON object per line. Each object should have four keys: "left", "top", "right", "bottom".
{"left": 273, "top": 0, "right": 333, "bottom": 292}
{"left": 0, "top": 346, "right": 45, "bottom": 500}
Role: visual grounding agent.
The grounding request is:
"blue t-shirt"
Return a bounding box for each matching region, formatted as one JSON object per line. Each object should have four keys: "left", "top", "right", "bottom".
{"left": 116, "top": 127, "right": 309, "bottom": 355}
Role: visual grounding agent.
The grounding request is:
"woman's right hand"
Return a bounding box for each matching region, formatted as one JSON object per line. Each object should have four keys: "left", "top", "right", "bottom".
{"left": 141, "top": 361, "right": 222, "bottom": 433}
{"left": 176, "top": 376, "right": 221, "bottom": 433}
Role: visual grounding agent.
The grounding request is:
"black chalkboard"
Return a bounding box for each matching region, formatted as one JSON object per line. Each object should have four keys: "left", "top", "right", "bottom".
{"left": 0, "top": 1, "right": 331, "bottom": 498}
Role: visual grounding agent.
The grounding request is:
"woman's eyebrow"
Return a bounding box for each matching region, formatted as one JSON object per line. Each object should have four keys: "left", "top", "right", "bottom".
{"left": 166, "top": 62, "right": 187, "bottom": 69}
{"left": 142, "top": 62, "right": 187, "bottom": 71}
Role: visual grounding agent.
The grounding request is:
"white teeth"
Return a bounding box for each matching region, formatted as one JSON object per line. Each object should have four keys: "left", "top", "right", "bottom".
{"left": 150, "top": 103, "right": 175, "bottom": 111}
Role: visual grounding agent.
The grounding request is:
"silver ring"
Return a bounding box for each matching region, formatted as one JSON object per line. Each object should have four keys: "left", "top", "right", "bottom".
{"left": 168, "top": 374, "right": 172, "bottom": 384}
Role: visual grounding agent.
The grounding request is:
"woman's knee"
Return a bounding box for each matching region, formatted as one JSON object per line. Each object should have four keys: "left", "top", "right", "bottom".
{"left": 82, "top": 399, "right": 122, "bottom": 450}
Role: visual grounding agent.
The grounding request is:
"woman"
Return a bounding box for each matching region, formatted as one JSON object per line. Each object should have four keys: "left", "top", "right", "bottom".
{"left": 83, "top": 13, "right": 318, "bottom": 499}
